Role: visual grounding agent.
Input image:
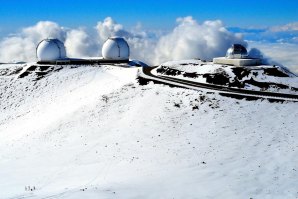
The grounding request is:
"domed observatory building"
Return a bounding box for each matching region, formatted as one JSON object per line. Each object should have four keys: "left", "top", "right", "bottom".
{"left": 226, "top": 44, "right": 248, "bottom": 59}
{"left": 102, "top": 37, "right": 130, "bottom": 61}
{"left": 36, "top": 38, "right": 68, "bottom": 63}
{"left": 213, "top": 44, "right": 261, "bottom": 67}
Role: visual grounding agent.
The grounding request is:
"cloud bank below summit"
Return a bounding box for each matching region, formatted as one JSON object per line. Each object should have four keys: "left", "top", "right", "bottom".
{"left": 0, "top": 17, "right": 246, "bottom": 64}
{"left": 0, "top": 17, "right": 297, "bottom": 73}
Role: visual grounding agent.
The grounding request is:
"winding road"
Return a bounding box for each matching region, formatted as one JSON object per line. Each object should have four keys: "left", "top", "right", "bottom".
{"left": 139, "top": 67, "right": 298, "bottom": 102}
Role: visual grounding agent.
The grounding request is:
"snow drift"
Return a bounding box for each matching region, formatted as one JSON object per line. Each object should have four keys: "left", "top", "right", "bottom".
{"left": 0, "top": 63, "right": 298, "bottom": 199}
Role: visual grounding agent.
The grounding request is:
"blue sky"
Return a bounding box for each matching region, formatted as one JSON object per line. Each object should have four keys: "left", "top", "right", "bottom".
{"left": 0, "top": 0, "right": 298, "bottom": 34}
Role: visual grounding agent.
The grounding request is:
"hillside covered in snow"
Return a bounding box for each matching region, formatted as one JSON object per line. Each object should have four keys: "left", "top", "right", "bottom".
{"left": 155, "top": 59, "right": 298, "bottom": 94}
{"left": 0, "top": 63, "right": 298, "bottom": 199}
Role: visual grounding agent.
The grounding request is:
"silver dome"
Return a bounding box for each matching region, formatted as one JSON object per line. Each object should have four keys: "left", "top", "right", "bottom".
{"left": 102, "top": 37, "right": 130, "bottom": 60}
{"left": 226, "top": 44, "right": 248, "bottom": 59}
{"left": 36, "top": 38, "right": 66, "bottom": 61}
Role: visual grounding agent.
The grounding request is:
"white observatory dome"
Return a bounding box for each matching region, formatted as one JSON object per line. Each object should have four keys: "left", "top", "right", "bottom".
{"left": 102, "top": 37, "right": 130, "bottom": 60}
{"left": 36, "top": 38, "right": 67, "bottom": 61}
{"left": 226, "top": 44, "right": 248, "bottom": 59}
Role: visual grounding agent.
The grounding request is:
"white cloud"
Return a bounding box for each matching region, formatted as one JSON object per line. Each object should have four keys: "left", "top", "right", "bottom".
{"left": 95, "top": 17, "right": 131, "bottom": 43}
{"left": 23, "top": 21, "right": 66, "bottom": 42}
{"left": 0, "top": 21, "right": 66, "bottom": 63}
{"left": 94, "top": 16, "right": 247, "bottom": 64}
{"left": 270, "top": 22, "right": 298, "bottom": 32}
{"left": 153, "top": 17, "right": 246, "bottom": 63}
{"left": 0, "top": 17, "right": 248, "bottom": 64}
{"left": 94, "top": 17, "right": 156, "bottom": 63}
{"left": 248, "top": 41, "right": 298, "bottom": 74}
{"left": 0, "top": 17, "right": 297, "bottom": 75}
{"left": 229, "top": 22, "right": 298, "bottom": 45}
{"left": 0, "top": 36, "right": 35, "bottom": 62}
{"left": 64, "top": 28, "right": 98, "bottom": 58}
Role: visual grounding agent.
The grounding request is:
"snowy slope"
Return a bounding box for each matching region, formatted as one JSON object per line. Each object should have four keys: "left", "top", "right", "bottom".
{"left": 156, "top": 59, "right": 298, "bottom": 94}
{"left": 0, "top": 64, "right": 298, "bottom": 199}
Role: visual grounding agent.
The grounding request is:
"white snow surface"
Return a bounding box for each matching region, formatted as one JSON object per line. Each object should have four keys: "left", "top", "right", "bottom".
{"left": 0, "top": 64, "right": 298, "bottom": 199}
{"left": 159, "top": 59, "right": 298, "bottom": 94}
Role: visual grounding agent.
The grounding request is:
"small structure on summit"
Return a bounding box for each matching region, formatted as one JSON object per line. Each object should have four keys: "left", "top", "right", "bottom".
{"left": 225, "top": 44, "right": 248, "bottom": 59}
{"left": 36, "top": 39, "right": 67, "bottom": 62}
{"left": 213, "top": 44, "right": 261, "bottom": 67}
{"left": 102, "top": 37, "right": 130, "bottom": 61}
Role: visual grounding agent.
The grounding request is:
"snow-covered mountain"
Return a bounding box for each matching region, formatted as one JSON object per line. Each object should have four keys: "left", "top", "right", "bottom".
{"left": 155, "top": 59, "right": 298, "bottom": 94}
{"left": 0, "top": 63, "right": 298, "bottom": 199}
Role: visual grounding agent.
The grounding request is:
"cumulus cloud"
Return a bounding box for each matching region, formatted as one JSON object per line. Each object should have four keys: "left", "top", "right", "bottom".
{"left": 94, "top": 17, "right": 157, "bottom": 63}
{"left": 22, "top": 21, "right": 66, "bottom": 43}
{"left": 0, "top": 36, "right": 35, "bottom": 62}
{"left": 153, "top": 17, "right": 246, "bottom": 63}
{"left": 64, "top": 28, "right": 98, "bottom": 57}
{"left": 0, "top": 17, "right": 247, "bottom": 64}
{"left": 0, "top": 21, "right": 100, "bottom": 62}
{"left": 0, "top": 17, "right": 297, "bottom": 74}
{"left": 0, "top": 21, "right": 66, "bottom": 63}
{"left": 95, "top": 17, "right": 131, "bottom": 43}
{"left": 94, "top": 16, "right": 247, "bottom": 64}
